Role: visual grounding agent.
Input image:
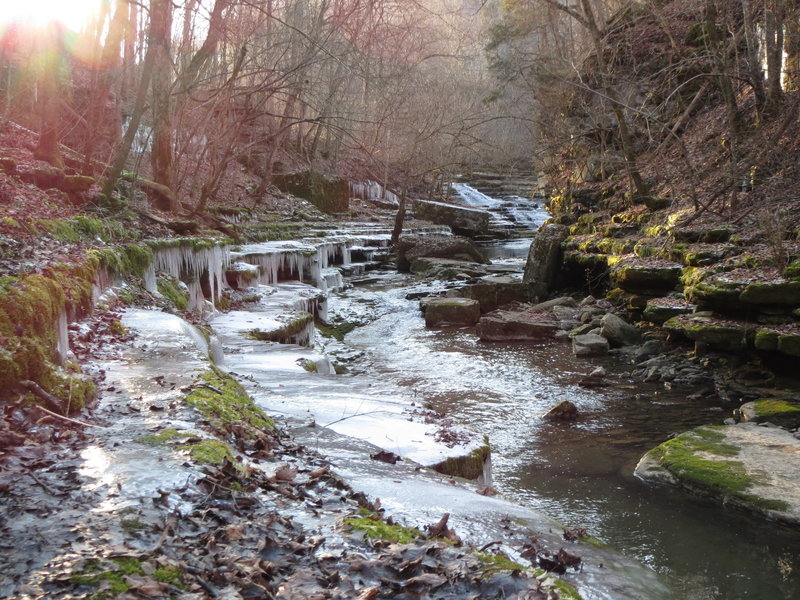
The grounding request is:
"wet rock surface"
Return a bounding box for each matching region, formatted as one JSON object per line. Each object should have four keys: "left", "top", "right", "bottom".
{"left": 635, "top": 424, "right": 800, "bottom": 525}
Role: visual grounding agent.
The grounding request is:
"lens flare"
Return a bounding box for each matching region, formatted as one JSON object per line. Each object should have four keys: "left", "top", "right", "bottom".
{"left": 0, "top": 0, "right": 102, "bottom": 31}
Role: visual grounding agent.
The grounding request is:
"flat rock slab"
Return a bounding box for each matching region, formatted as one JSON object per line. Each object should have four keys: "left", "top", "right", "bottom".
{"left": 573, "top": 333, "right": 610, "bottom": 356}
{"left": 476, "top": 309, "right": 559, "bottom": 341}
{"left": 413, "top": 199, "right": 491, "bottom": 234}
{"left": 424, "top": 297, "right": 481, "bottom": 327}
{"left": 635, "top": 424, "right": 800, "bottom": 525}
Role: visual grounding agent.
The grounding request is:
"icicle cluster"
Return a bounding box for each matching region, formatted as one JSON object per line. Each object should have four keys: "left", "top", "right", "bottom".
{"left": 150, "top": 242, "right": 230, "bottom": 309}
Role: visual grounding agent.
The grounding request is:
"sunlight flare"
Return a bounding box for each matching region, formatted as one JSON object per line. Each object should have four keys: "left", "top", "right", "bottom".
{"left": 0, "top": 0, "right": 102, "bottom": 30}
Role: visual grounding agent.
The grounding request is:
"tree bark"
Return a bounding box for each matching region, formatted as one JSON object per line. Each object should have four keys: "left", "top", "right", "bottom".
{"left": 149, "top": 0, "right": 177, "bottom": 209}
{"left": 577, "top": 0, "right": 649, "bottom": 200}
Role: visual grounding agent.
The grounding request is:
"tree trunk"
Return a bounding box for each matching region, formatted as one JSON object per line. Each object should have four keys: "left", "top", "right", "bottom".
{"left": 149, "top": 0, "right": 177, "bottom": 209}
{"left": 784, "top": 9, "right": 800, "bottom": 91}
{"left": 391, "top": 186, "right": 407, "bottom": 245}
{"left": 578, "top": 0, "right": 648, "bottom": 200}
{"left": 33, "top": 22, "right": 64, "bottom": 169}
{"left": 742, "top": 0, "right": 767, "bottom": 118}
{"left": 101, "top": 39, "right": 158, "bottom": 199}
{"left": 765, "top": 0, "right": 785, "bottom": 111}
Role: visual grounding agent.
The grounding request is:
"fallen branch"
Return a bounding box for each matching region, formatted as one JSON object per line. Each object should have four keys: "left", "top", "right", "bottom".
{"left": 31, "top": 404, "right": 107, "bottom": 429}
{"left": 19, "top": 380, "right": 64, "bottom": 414}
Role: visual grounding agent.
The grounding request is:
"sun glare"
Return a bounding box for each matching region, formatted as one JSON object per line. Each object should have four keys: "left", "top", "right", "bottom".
{"left": 0, "top": 0, "right": 102, "bottom": 30}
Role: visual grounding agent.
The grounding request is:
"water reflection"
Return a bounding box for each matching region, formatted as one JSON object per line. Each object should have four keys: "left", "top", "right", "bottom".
{"left": 336, "top": 275, "right": 800, "bottom": 599}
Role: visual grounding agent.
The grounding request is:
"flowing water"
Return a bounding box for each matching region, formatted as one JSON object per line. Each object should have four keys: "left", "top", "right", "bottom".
{"left": 329, "top": 258, "right": 800, "bottom": 599}
{"left": 282, "top": 181, "right": 800, "bottom": 598}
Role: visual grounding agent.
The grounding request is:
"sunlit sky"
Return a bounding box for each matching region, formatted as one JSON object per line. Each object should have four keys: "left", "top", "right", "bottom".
{"left": 0, "top": 0, "right": 102, "bottom": 30}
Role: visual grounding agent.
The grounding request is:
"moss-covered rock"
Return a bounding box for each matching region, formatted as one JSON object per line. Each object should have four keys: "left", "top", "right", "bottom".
{"left": 663, "top": 313, "right": 756, "bottom": 350}
{"left": 777, "top": 332, "right": 800, "bottom": 357}
{"left": 784, "top": 259, "right": 800, "bottom": 280}
{"left": 156, "top": 275, "right": 189, "bottom": 311}
{"left": 605, "top": 287, "right": 651, "bottom": 310}
{"left": 424, "top": 298, "right": 481, "bottom": 327}
{"left": 0, "top": 264, "right": 98, "bottom": 413}
{"left": 185, "top": 366, "right": 274, "bottom": 435}
{"left": 272, "top": 170, "right": 349, "bottom": 213}
{"left": 450, "top": 277, "right": 536, "bottom": 314}
{"left": 430, "top": 442, "right": 490, "bottom": 480}
{"left": 754, "top": 328, "right": 780, "bottom": 351}
{"left": 249, "top": 312, "right": 314, "bottom": 345}
{"left": 636, "top": 424, "right": 799, "bottom": 523}
{"left": 740, "top": 398, "right": 800, "bottom": 428}
{"left": 609, "top": 259, "right": 683, "bottom": 294}
{"left": 739, "top": 280, "right": 800, "bottom": 306}
{"left": 643, "top": 298, "right": 695, "bottom": 325}
{"left": 685, "top": 275, "right": 746, "bottom": 311}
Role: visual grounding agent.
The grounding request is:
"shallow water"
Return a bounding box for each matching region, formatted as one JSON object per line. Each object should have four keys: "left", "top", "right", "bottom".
{"left": 335, "top": 272, "right": 800, "bottom": 600}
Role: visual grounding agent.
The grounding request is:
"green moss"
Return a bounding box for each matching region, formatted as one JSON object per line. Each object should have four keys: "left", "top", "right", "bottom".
{"left": 185, "top": 365, "right": 274, "bottom": 434}
{"left": 650, "top": 428, "right": 751, "bottom": 497}
{"left": 189, "top": 439, "right": 237, "bottom": 466}
{"left": 138, "top": 428, "right": 192, "bottom": 445}
{"left": 153, "top": 565, "right": 182, "bottom": 586}
{"left": 120, "top": 517, "right": 148, "bottom": 534}
{"left": 754, "top": 328, "right": 780, "bottom": 351}
{"left": 249, "top": 312, "right": 313, "bottom": 343}
{"left": 431, "top": 441, "right": 490, "bottom": 480}
{"left": 71, "top": 557, "right": 143, "bottom": 598}
{"left": 38, "top": 217, "right": 128, "bottom": 243}
{"left": 298, "top": 359, "right": 317, "bottom": 373}
{"left": 344, "top": 514, "right": 422, "bottom": 544}
{"left": 157, "top": 276, "right": 189, "bottom": 311}
{"left": 70, "top": 556, "right": 183, "bottom": 599}
{"left": 215, "top": 293, "right": 232, "bottom": 311}
{"left": 0, "top": 272, "right": 84, "bottom": 409}
{"left": 2, "top": 216, "right": 21, "bottom": 228}
{"left": 784, "top": 259, "right": 800, "bottom": 280}
{"left": 752, "top": 399, "right": 800, "bottom": 425}
{"left": 109, "top": 319, "right": 127, "bottom": 336}
{"left": 315, "top": 318, "right": 358, "bottom": 342}
{"left": 474, "top": 551, "right": 525, "bottom": 576}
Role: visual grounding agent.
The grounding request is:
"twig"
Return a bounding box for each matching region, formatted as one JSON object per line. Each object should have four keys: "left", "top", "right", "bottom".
{"left": 29, "top": 403, "right": 107, "bottom": 429}
{"left": 26, "top": 470, "right": 59, "bottom": 496}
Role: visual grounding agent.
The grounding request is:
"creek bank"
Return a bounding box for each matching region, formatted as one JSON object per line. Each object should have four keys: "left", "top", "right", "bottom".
{"left": 0, "top": 229, "right": 670, "bottom": 600}
{"left": 518, "top": 179, "right": 800, "bottom": 525}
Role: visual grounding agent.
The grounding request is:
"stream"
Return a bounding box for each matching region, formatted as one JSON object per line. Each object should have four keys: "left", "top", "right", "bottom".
{"left": 331, "top": 269, "right": 800, "bottom": 599}
{"left": 53, "top": 182, "right": 798, "bottom": 599}
{"left": 292, "top": 181, "right": 800, "bottom": 599}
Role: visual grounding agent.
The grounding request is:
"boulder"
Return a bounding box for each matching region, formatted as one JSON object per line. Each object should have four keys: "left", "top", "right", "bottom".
{"left": 635, "top": 424, "right": 800, "bottom": 525}
{"left": 410, "top": 258, "right": 489, "bottom": 280}
{"left": 523, "top": 224, "right": 570, "bottom": 299}
{"left": 739, "top": 398, "right": 800, "bottom": 428}
{"left": 413, "top": 199, "right": 491, "bottom": 236}
{"left": 424, "top": 298, "right": 481, "bottom": 327}
{"left": 600, "top": 313, "right": 642, "bottom": 346}
{"left": 397, "top": 235, "right": 489, "bottom": 272}
{"left": 273, "top": 170, "right": 349, "bottom": 213}
{"left": 664, "top": 313, "right": 755, "bottom": 351}
{"left": 572, "top": 333, "right": 610, "bottom": 356}
{"left": 643, "top": 297, "right": 695, "bottom": 325}
{"left": 543, "top": 400, "right": 579, "bottom": 422}
{"left": 448, "top": 276, "right": 536, "bottom": 313}
{"left": 634, "top": 339, "right": 665, "bottom": 362}
{"left": 609, "top": 258, "right": 683, "bottom": 295}
{"left": 476, "top": 309, "right": 559, "bottom": 342}
{"left": 60, "top": 175, "right": 96, "bottom": 193}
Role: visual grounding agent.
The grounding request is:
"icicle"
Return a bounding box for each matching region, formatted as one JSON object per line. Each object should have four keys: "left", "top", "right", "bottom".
{"left": 56, "top": 311, "right": 69, "bottom": 364}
